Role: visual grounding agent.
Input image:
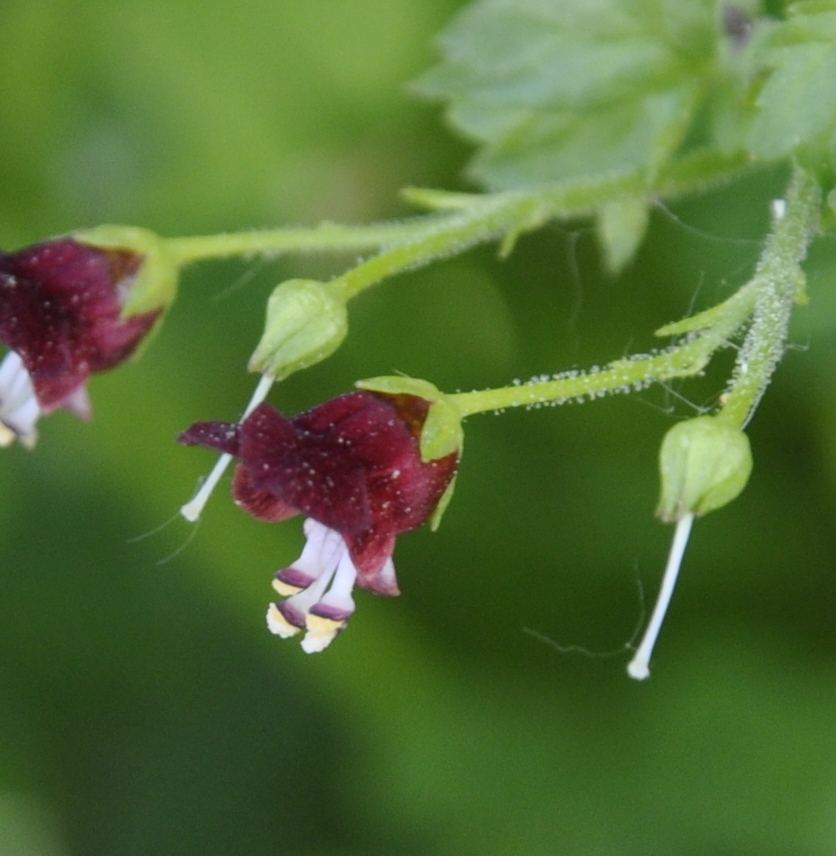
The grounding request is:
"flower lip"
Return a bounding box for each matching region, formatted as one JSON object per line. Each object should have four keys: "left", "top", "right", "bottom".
{"left": 0, "top": 238, "right": 162, "bottom": 415}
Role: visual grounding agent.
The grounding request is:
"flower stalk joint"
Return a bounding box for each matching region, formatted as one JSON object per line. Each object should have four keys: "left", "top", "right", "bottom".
{"left": 72, "top": 225, "right": 180, "bottom": 316}
{"left": 356, "top": 376, "right": 465, "bottom": 530}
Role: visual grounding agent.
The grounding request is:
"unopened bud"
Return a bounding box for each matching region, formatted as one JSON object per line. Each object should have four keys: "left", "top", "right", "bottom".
{"left": 248, "top": 279, "right": 348, "bottom": 380}
{"left": 657, "top": 416, "right": 752, "bottom": 522}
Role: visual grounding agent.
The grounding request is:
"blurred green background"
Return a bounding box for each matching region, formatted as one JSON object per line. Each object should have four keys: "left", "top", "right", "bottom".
{"left": 2, "top": 1, "right": 836, "bottom": 854}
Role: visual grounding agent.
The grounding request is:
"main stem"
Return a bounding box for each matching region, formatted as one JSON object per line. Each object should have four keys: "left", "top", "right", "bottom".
{"left": 450, "top": 165, "right": 819, "bottom": 421}
{"left": 717, "top": 165, "right": 821, "bottom": 429}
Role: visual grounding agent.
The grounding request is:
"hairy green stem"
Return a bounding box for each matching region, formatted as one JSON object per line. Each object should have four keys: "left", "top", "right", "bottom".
{"left": 449, "top": 164, "right": 819, "bottom": 421}
{"left": 160, "top": 150, "right": 750, "bottom": 278}
{"left": 450, "top": 283, "right": 756, "bottom": 417}
{"left": 329, "top": 151, "right": 752, "bottom": 302}
{"left": 164, "top": 220, "right": 431, "bottom": 266}
{"left": 717, "top": 165, "right": 821, "bottom": 429}
{"left": 327, "top": 194, "right": 548, "bottom": 302}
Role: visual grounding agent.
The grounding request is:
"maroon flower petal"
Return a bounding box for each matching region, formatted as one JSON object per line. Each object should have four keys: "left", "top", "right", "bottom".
{"left": 178, "top": 420, "right": 242, "bottom": 456}
{"left": 238, "top": 402, "right": 372, "bottom": 534}
{"left": 343, "top": 529, "right": 400, "bottom": 592}
{"left": 232, "top": 465, "right": 297, "bottom": 523}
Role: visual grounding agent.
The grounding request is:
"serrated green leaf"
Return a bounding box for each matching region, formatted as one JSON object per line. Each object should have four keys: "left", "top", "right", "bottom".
{"left": 747, "top": 3, "right": 836, "bottom": 161}
{"left": 466, "top": 82, "right": 703, "bottom": 190}
{"left": 416, "top": 0, "right": 746, "bottom": 190}
{"left": 782, "top": 1, "right": 836, "bottom": 24}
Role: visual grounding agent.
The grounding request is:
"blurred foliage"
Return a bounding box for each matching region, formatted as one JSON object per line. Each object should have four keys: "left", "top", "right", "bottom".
{"left": 2, "top": 1, "right": 836, "bottom": 855}
{"left": 415, "top": 0, "right": 738, "bottom": 188}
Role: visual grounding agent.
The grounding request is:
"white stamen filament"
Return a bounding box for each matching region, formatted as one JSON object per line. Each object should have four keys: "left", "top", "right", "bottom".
{"left": 300, "top": 517, "right": 337, "bottom": 566}
{"left": 289, "top": 557, "right": 339, "bottom": 614}
{"left": 273, "top": 522, "right": 339, "bottom": 595}
{"left": 274, "top": 523, "right": 346, "bottom": 618}
{"left": 292, "top": 524, "right": 345, "bottom": 596}
{"left": 627, "top": 512, "right": 694, "bottom": 681}
{"left": 300, "top": 550, "right": 358, "bottom": 653}
{"left": 322, "top": 551, "right": 358, "bottom": 604}
{"left": 180, "top": 373, "right": 274, "bottom": 521}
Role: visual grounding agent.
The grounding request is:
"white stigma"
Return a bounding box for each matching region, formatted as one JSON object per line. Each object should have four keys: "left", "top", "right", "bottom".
{"left": 627, "top": 512, "right": 694, "bottom": 681}
{"left": 180, "top": 373, "right": 274, "bottom": 521}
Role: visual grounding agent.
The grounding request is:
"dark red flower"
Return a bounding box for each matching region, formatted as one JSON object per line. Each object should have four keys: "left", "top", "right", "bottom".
{"left": 0, "top": 238, "right": 162, "bottom": 446}
{"left": 179, "top": 390, "right": 459, "bottom": 651}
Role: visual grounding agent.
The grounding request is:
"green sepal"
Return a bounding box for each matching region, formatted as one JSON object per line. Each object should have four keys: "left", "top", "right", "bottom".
{"left": 657, "top": 416, "right": 753, "bottom": 522}
{"left": 355, "top": 376, "right": 464, "bottom": 462}
{"left": 420, "top": 396, "right": 466, "bottom": 462}
{"left": 357, "top": 375, "right": 463, "bottom": 531}
{"left": 73, "top": 225, "right": 180, "bottom": 316}
{"left": 429, "top": 475, "right": 458, "bottom": 532}
{"left": 248, "top": 279, "right": 348, "bottom": 381}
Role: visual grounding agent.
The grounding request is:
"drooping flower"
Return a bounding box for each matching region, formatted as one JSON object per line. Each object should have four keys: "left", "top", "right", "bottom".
{"left": 0, "top": 237, "right": 164, "bottom": 446}
{"left": 179, "top": 390, "right": 460, "bottom": 652}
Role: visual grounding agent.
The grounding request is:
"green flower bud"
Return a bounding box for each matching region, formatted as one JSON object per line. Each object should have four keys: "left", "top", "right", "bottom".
{"left": 73, "top": 225, "right": 180, "bottom": 316}
{"left": 657, "top": 416, "right": 752, "bottom": 522}
{"left": 248, "top": 279, "right": 348, "bottom": 380}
